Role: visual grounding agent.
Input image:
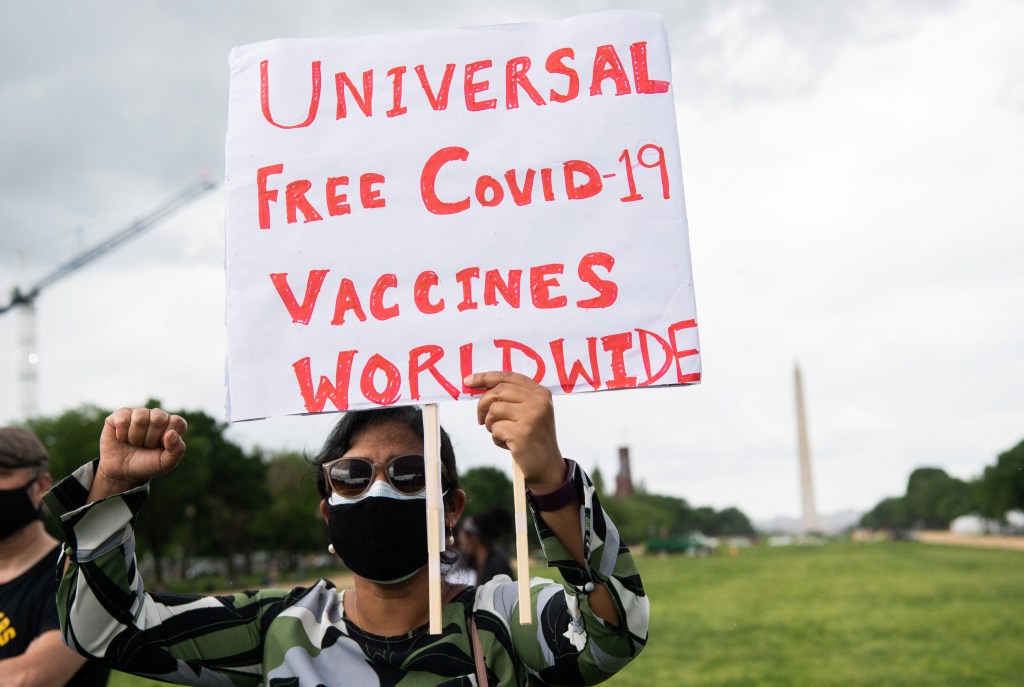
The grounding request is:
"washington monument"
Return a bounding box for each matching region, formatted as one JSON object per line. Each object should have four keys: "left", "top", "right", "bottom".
{"left": 794, "top": 363, "right": 821, "bottom": 533}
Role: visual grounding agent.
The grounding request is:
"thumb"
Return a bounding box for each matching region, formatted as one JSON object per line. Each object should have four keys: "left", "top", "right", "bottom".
{"left": 160, "top": 429, "right": 187, "bottom": 470}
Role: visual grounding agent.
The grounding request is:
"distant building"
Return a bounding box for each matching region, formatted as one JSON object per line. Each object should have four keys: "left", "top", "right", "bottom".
{"left": 615, "top": 446, "right": 634, "bottom": 498}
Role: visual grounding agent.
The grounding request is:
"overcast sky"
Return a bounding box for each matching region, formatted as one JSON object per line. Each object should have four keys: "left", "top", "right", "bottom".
{"left": 2, "top": 0, "right": 1022, "bottom": 523}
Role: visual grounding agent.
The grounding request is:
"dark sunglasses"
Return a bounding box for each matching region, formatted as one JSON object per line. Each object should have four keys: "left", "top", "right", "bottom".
{"left": 323, "top": 454, "right": 448, "bottom": 499}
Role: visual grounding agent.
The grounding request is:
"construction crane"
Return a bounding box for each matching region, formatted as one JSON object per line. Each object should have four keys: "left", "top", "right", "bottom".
{"left": 1, "top": 176, "right": 217, "bottom": 419}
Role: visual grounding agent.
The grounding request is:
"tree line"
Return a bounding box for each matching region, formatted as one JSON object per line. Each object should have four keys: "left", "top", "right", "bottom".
{"left": 588, "top": 468, "right": 755, "bottom": 542}
{"left": 21, "top": 402, "right": 755, "bottom": 584}
{"left": 859, "top": 438, "right": 1024, "bottom": 531}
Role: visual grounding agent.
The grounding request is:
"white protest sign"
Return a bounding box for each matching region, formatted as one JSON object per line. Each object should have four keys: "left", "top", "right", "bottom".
{"left": 225, "top": 10, "right": 700, "bottom": 421}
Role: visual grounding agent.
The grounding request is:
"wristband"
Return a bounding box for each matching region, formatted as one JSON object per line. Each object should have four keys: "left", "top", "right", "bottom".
{"left": 525, "top": 459, "right": 577, "bottom": 511}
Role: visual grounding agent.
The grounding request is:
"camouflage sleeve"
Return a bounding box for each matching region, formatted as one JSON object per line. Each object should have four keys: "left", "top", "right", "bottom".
{"left": 43, "top": 459, "right": 290, "bottom": 687}
{"left": 473, "top": 461, "right": 649, "bottom": 685}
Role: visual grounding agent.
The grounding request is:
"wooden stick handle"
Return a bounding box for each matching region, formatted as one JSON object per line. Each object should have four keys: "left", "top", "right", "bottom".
{"left": 423, "top": 404, "right": 444, "bottom": 634}
{"left": 512, "top": 463, "right": 532, "bottom": 625}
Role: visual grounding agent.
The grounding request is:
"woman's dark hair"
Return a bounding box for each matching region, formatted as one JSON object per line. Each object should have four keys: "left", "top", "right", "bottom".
{"left": 310, "top": 406, "right": 460, "bottom": 507}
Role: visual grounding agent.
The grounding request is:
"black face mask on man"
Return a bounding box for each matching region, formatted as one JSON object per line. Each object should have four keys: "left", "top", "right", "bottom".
{"left": 326, "top": 480, "right": 431, "bottom": 584}
{"left": 0, "top": 477, "right": 42, "bottom": 540}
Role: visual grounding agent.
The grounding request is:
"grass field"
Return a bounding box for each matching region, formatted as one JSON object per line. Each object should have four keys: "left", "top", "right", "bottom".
{"left": 108, "top": 541, "right": 1023, "bottom": 686}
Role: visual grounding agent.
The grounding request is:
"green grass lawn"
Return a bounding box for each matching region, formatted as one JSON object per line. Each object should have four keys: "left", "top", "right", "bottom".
{"left": 108, "top": 541, "right": 1023, "bottom": 686}
{"left": 607, "top": 541, "right": 1023, "bottom": 687}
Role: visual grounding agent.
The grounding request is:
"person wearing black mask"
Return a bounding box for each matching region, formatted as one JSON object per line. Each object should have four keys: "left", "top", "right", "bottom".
{"left": 45, "top": 372, "right": 650, "bottom": 685}
{"left": 0, "top": 427, "right": 109, "bottom": 687}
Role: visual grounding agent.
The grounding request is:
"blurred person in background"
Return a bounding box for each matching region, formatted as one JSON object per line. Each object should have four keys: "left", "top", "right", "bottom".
{"left": 458, "top": 507, "right": 515, "bottom": 585}
{"left": 0, "top": 427, "right": 109, "bottom": 687}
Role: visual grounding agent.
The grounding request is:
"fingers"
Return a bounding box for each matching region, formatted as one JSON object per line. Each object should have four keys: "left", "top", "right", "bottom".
{"left": 143, "top": 409, "right": 169, "bottom": 448}
{"left": 463, "top": 370, "right": 535, "bottom": 391}
{"left": 161, "top": 414, "right": 188, "bottom": 464}
{"left": 106, "top": 407, "right": 186, "bottom": 448}
{"left": 161, "top": 428, "right": 187, "bottom": 466}
{"left": 468, "top": 371, "right": 562, "bottom": 487}
{"left": 127, "top": 408, "right": 152, "bottom": 446}
{"left": 482, "top": 400, "right": 512, "bottom": 433}
{"left": 98, "top": 407, "right": 187, "bottom": 487}
{"left": 168, "top": 414, "right": 188, "bottom": 438}
{"left": 482, "top": 400, "right": 518, "bottom": 449}
{"left": 469, "top": 371, "right": 555, "bottom": 445}
{"left": 477, "top": 384, "right": 534, "bottom": 426}
{"left": 466, "top": 372, "right": 539, "bottom": 425}
{"left": 105, "top": 407, "right": 133, "bottom": 442}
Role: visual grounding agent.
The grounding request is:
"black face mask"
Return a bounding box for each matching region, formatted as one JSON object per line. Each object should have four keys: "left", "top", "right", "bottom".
{"left": 0, "top": 477, "right": 42, "bottom": 540}
{"left": 326, "top": 484, "right": 429, "bottom": 585}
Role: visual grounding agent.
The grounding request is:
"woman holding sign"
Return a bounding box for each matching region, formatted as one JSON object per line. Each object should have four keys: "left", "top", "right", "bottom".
{"left": 45, "top": 372, "right": 649, "bottom": 686}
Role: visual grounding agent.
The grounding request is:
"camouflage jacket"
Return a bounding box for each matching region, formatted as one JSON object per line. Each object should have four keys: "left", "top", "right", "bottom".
{"left": 45, "top": 460, "right": 648, "bottom": 686}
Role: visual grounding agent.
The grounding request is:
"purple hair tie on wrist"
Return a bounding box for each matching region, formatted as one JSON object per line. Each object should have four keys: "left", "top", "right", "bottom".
{"left": 525, "top": 459, "right": 577, "bottom": 511}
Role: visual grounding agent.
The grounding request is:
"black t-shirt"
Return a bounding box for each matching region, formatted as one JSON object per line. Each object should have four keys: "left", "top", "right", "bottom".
{"left": 0, "top": 544, "right": 109, "bottom": 686}
{"left": 480, "top": 547, "right": 514, "bottom": 585}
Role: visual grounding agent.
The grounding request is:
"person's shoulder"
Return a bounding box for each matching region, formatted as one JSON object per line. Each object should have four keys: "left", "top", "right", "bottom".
{"left": 467, "top": 575, "right": 512, "bottom": 605}
{"left": 220, "top": 578, "right": 337, "bottom": 605}
{"left": 471, "top": 573, "right": 549, "bottom": 604}
{"left": 478, "top": 573, "right": 514, "bottom": 585}
{"left": 214, "top": 579, "right": 342, "bottom": 627}
{"left": 272, "top": 578, "right": 343, "bottom": 608}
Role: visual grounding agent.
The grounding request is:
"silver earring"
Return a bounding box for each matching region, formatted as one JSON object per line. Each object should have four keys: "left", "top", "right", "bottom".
{"left": 328, "top": 543, "right": 336, "bottom": 555}
{"left": 447, "top": 524, "right": 455, "bottom": 546}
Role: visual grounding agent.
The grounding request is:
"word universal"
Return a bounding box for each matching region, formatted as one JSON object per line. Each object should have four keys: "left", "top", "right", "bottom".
{"left": 259, "top": 41, "right": 670, "bottom": 128}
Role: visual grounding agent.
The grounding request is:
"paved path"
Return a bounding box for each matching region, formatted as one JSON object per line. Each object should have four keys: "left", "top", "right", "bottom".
{"left": 917, "top": 531, "right": 1024, "bottom": 551}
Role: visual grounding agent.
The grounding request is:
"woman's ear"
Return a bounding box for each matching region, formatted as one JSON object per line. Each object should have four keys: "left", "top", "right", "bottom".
{"left": 319, "top": 499, "right": 329, "bottom": 523}
{"left": 446, "top": 488, "right": 467, "bottom": 524}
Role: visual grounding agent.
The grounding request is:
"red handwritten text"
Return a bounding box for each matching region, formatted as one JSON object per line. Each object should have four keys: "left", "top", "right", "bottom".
{"left": 269, "top": 251, "right": 618, "bottom": 326}
{"left": 257, "top": 164, "right": 386, "bottom": 230}
{"left": 259, "top": 41, "right": 669, "bottom": 129}
{"left": 292, "top": 318, "right": 699, "bottom": 411}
